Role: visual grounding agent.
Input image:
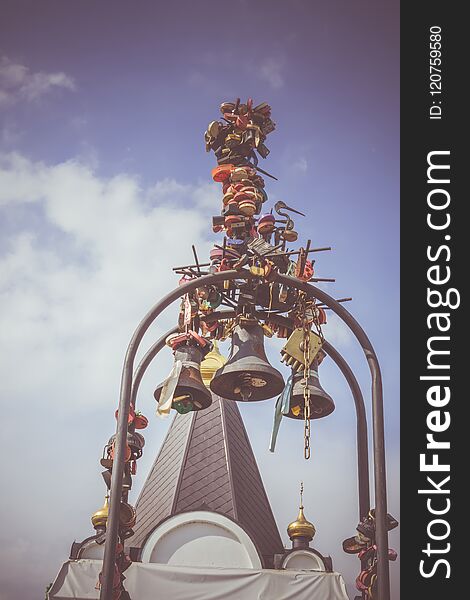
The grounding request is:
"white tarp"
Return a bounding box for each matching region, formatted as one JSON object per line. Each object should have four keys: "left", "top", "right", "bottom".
{"left": 49, "top": 559, "right": 350, "bottom": 600}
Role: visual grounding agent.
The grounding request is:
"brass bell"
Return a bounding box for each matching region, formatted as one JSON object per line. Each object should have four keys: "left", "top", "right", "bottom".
{"left": 210, "top": 318, "right": 285, "bottom": 401}
{"left": 154, "top": 345, "right": 212, "bottom": 414}
{"left": 286, "top": 359, "right": 335, "bottom": 419}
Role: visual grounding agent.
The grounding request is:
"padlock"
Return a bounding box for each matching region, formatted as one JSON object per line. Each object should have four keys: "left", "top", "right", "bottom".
{"left": 196, "top": 286, "right": 210, "bottom": 300}
{"left": 281, "top": 229, "right": 298, "bottom": 242}
{"left": 225, "top": 133, "right": 242, "bottom": 148}
{"left": 246, "top": 123, "right": 262, "bottom": 146}
{"left": 230, "top": 167, "right": 249, "bottom": 182}
{"left": 295, "top": 258, "right": 314, "bottom": 281}
{"left": 208, "top": 121, "right": 220, "bottom": 138}
{"left": 257, "top": 142, "right": 270, "bottom": 158}
{"left": 238, "top": 199, "right": 257, "bottom": 217}
{"left": 257, "top": 214, "right": 275, "bottom": 235}
{"left": 252, "top": 175, "right": 265, "bottom": 188}
{"left": 280, "top": 328, "right": 323, "bottom": 372}
{"left": 225, "top": 215, "right": 244, "bottom": 229}
{"left": 261, "top": 118, "right": 276, "bottom": 135}
{"left": 253, "top": 102, "right": 271, "bottom": 115}
{"left": 249, "top": 259, "right": 272, "bottom": 277}
{"left": 222, "top": 191, "right": 235, "bottom": 205}
{"left": 222, "top": 201, "right": 241, "bottom": 217}
{"left": 212, "top": 164, "right": 233, "bottom": 182}
{"left": 220, "top": 101, "right": 235, "bottom": 113}
{"left": 236, "top": 114, "right": 249, "bottom": 129}
{"left": 223, "top": 112, "right": 238, "bottom": 123}
{"left": 278, "top": 284, "right": 289, "bottom": 303}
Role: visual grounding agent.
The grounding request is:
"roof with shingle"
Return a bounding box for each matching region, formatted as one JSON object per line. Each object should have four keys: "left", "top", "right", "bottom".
{"left": 130, "top": 395, "right": 283, "bottom": 566}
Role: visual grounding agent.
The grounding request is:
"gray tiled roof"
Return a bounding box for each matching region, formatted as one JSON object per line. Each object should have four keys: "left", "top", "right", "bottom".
{"left": 130, "top": 396, "right": 283, "bottom": 566}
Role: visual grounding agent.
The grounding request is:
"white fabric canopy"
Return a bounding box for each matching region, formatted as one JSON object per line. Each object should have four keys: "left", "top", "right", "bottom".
{"left": 49, "top": 559, "right": 350, "bottom": 600}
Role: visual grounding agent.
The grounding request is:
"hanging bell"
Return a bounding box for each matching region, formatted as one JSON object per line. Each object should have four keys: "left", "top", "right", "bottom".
{"left": 154, "top": 344, "right": 212, "bottom": 414}
{"left": 210, "top": 318, "right": 285, "bottom": 401}
{"left": 286, "top": 359, "right": 335, "bottom": 419}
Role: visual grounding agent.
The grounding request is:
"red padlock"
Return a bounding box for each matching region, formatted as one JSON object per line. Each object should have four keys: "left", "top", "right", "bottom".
{"left": 236, "top": 114, "right": 249, "bottom": 129}
{"left": 217, "top": 258, "right": 232, "bottom": 272}
{"left": 317, "top": 306, "right": 327, "bottom": 325}
{"left": 212, "top": 164, "right": 233, "bottom": 182}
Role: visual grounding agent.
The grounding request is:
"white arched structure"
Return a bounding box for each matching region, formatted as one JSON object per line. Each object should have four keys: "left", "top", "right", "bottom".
{"left": 141, "top": 511, "right": 262, "bottom": 569}
{"left": 281, "top": 549, "right": 327, "bottom": 571}
{"left": 77, "top": 540, "right": 104, "bottom": 560}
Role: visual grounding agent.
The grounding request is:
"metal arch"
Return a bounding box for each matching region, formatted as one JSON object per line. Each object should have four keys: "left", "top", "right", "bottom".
{"left": 274, "top": 273, "right": 389, "bottom": 600}
{"left": 100, "top": 271, "right": 255, "bottom": 600}
{"left": 100, "top": 270, "right": 389, "bottom": 600}
{"left": 129, "top": 311, "right": 370, "bottom": 522}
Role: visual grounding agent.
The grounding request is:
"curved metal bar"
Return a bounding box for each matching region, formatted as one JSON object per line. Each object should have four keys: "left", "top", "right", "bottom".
{"left": 130, "top": 310, "right": 370, "bottom": 521}
{"left": 101, "top": 270, "right": 389, "bottom": 600}
{"left": 322, "top": 340, "right": 370, "bottom": 520}
{"left": 100, "top": 271, "right": 255, "bottom": 600}
{"left": 130, "top": 327, "right": 179, "bottom": 408}
{"left": 273, "top": 273, "right": 389, "bottom": 600}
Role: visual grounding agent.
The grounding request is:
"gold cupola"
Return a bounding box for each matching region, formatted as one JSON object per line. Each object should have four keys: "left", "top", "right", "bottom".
{"left": 200, "top": 340, "right": 226, "bottom": 387}
{"left": 91, "top": 495, "right": 109, "bottom": 530}
{"left": 287, "top": 483, "right": 316, "bottom": 543}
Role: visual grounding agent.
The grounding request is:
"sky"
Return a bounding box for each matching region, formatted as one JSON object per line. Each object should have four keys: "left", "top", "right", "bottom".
{"left": 0, "top": 1, "right": 399, "bottom": 599}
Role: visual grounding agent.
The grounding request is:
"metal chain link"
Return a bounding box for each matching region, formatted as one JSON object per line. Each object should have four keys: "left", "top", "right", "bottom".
{"left": 298, "top": 292, "right": 312, "bottom": 460}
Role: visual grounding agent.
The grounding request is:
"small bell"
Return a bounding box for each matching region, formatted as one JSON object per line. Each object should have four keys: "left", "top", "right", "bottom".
{"left": 285, "top": 359, "right": 335, "bottom": 419}
{"left": 154, "top": 344, "right": 212, "bottom": 414}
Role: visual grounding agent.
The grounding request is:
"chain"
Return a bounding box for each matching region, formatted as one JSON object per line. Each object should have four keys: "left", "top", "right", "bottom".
{"left": 298, "top": 292, "right": 312, "bottom": 460}
{"left": 312, "top": 299, "right": 325, "bottom": 343}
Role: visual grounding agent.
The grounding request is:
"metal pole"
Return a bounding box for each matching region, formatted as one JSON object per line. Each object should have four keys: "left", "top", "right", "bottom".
{"left": 130, "top": 316, "right": 370, "bottom": 523}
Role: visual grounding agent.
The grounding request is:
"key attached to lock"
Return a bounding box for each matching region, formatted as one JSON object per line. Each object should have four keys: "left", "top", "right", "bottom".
{"left": 280, "top": 328, "right": 323, "bottom": 372}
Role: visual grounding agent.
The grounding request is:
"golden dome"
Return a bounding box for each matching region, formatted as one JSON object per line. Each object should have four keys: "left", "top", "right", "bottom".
{"left": 287, "top": 483, "right": 316, "bottom": 541}
{"left": 200, "top": 341, "right": 226, "bottom": 387}
{"left": 91, "top": 496, "right": 109, "bottom": 530}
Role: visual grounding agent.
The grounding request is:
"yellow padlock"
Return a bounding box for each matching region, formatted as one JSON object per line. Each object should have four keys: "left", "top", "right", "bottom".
{"left": 280, "top": 328, "right": 323, "bottom": 372}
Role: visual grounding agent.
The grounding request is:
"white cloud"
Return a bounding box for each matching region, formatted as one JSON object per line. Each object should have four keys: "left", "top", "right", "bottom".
{"left": 258, "top": 58, "right": 285, "bottom": 90}
{"left": 0, "top": 153, "right": 222, "bottom": 410}
{"left": 0, "top": 56, "right": 75, "bottom": 107}
{"left": 290, "top": 156, "right": 308, "bottom": 174}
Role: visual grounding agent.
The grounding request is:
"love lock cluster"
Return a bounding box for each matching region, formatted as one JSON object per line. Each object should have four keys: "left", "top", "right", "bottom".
{"left": 164, "top": 98, "right": 345, "bottom": 460}
{"left": 205, "top": 98, "right": 275, "bottom": 166}
{"left": 342, "top": 510, "right": 399, "bottom": 600}
{"left": 91, "top": 405, "right": 150, "bottom": 598}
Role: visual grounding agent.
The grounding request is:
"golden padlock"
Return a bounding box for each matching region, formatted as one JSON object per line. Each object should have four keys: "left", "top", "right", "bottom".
{"left": 280, "top": 328, "right": 323, "bottom": 372}
{"left": 262, "top": 323, "right": 274, "bottom": 338}
{"left": 208, "top": 121, "right": 220, "bottom": 138}
{"left": 250, "top": 263, "right": 265, "bottom": 276}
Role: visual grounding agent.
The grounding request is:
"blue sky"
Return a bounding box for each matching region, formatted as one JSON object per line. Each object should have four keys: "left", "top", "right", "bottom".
{"left": 0, "top": 1, "right": 399, "bottom": 598}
